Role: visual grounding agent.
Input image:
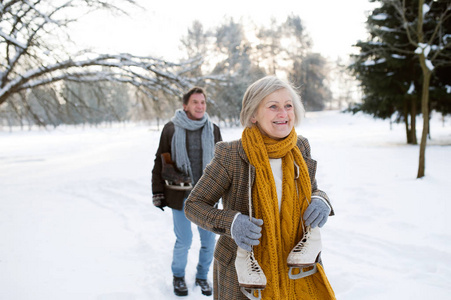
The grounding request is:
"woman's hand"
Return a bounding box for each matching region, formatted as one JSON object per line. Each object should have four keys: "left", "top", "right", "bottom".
{"left": 303, "top": 198, "right": 331, "bottom": 228}
{"left": 231, "top": 214, "right": 263, "bottom": 252}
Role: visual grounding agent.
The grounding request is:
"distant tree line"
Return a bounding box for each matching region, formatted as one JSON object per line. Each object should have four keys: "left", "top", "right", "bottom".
{"left": 178, "top": 16, "right": 334, "bottom": 126}
{"left": 0, "top": 0, "right": 334, "bottom": 129}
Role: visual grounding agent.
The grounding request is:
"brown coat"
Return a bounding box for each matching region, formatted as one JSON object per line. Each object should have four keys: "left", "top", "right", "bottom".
{"left": 185, "top": 136, "right": 334, "bottom": 300}
{"left": 151, "top": 121, "right": 222, "bottom": 210}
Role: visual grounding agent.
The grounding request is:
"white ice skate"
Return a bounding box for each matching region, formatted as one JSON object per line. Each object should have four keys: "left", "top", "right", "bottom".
{"left": 235, "top": 246, "right": 267, "bottom": 300}
{"left": 287, "top": 226, "right": 322, "bottom": 279}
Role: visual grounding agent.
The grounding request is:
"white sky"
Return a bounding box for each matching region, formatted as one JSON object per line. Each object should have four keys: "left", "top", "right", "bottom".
{"left": 70, "top": 0, "right": 377, "bottom": 61}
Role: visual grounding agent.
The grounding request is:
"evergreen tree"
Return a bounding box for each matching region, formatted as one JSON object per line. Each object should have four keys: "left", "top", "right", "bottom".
{"left": 350, "top": 0, "right": 450, "bottom": 146}
{"left": 350, "top": 0, "right": 451, "bottom": 177}
{"left": 350, "top": 1, "right": 421, "bottom": 144}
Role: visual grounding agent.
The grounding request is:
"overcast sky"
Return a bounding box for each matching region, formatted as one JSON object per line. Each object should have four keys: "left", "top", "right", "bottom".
{"left": 70, "top": 0, "right": 377, "bottom": 61}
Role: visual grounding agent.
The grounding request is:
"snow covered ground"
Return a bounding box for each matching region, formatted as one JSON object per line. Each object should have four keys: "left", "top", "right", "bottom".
{"left": 1, "top": 110, "right": 450, "bottom": 300}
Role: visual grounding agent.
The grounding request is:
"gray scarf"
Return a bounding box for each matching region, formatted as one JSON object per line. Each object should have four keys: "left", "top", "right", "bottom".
{"left": 171, "top": 109, "right": 215, "bottom": 180}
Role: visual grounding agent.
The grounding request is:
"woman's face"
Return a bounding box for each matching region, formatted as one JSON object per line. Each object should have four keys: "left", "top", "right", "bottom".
{"left": 251, "top": 88, "right": 295, "bottom": 140}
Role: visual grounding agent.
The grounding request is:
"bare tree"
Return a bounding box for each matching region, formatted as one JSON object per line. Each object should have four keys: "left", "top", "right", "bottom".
{"left": 0, "top": 0, "right": 203, "bottom": 125}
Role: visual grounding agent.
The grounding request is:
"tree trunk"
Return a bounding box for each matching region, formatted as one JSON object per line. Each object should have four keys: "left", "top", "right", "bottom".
{"left": 404, "top": 96, "right": 418, "bottom": 145}
{"left": 428, "top": 106, "right": 431, "bottom": 139}
{"left": 416, "top": 0, "right": 429, "bottom": 179}
{"left": 403, "top": 99, "right": 412, "bottom": 143}
{"left": 417, "top": 64, "right": 431, "bottom": 179}
{"left": 410, "top": 97, "right": 417, "bottom": 144}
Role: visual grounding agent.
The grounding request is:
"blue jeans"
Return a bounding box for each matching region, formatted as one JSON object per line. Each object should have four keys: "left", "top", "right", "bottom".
{"left": 171, "top": 201, "right": 215, "bottom": 280}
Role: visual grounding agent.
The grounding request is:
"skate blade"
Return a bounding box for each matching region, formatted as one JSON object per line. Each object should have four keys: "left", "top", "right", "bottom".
{"left": 239, "top": 283, "right": 267, "bottom": 289}
{"left": 287, "top": 262, "right": 316, "bottom": 267}
{"left": 240, "top": 286, "right": 263, "bottom": 300}
{"left": 164, "top": 185, "right": 193, "bottom": 191}
{"left": 288, "top": 263, "right": 318, "bottom": 280}
{"left": 164, "top": 181, "right": 193, "bottom": 191}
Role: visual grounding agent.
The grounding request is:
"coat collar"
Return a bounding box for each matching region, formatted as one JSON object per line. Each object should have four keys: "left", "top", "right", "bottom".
{"left": 237, "top": 139, "right": 249, "bottom": 164}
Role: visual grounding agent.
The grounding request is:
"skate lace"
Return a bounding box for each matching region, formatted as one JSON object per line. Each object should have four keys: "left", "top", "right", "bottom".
{"left": 247, "top": 251, "right": 264, "bottom": 275}
{"left": 292, "top": 230, "right": 311, "bottom": 254}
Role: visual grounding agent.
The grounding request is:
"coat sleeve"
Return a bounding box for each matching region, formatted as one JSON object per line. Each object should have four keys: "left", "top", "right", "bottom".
{"left": 300, "top": 136, "right": 335, "bottom": 216}
{"left": 185, "top": 142, "right": 240, "bottom": 236}
{"left": 214, "top": 124, "right": 223, "bottom": 143}
{"left": 151, "top": 123, "right": 174, "bottom": 195}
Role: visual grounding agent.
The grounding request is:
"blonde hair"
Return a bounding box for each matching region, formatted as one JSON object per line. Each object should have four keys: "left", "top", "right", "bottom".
{"left": 240, "top": 76, "right": 305, "bottom": 128}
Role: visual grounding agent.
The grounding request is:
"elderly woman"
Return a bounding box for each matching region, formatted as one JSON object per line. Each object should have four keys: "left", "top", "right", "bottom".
{"left": 185, "top": 76, "right": 335, "bottom": 300}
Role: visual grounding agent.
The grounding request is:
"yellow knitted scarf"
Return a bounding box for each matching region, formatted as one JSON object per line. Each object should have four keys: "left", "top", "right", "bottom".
{"left": 242, "top": 126, "right": 336, "bottom": 300}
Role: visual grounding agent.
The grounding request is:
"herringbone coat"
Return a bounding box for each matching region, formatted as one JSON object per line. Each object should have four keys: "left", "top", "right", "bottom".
{"left": 185, "top": 135, "right": 334, "bottom": 300}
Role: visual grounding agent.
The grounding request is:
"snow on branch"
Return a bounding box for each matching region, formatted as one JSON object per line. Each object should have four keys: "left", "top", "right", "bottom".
{"left": 371, "top": 13, "right": 388, "bottom": 21}
{"left": 414, "top": 43, "right": 432, "bottom": 57}
{"left": 425, "top": 59, "right": 434, "bottom": 71}
{"left": 444, "top": 34, "right": 451, "bottom": 45}
{"left": 0, "top": 52, "right": 205, "bottom": 103}
{"left": 378, "top": 26, "right": 397, "bottom": 32}
{"left": 361, "top": 58, "right": 386, "bottom": 66}
{"left": 422, "top": 3, "right": 430, "bottom": 17}
{"left": 392, "top": 54, "right": 406, "bottom": 59}
{"left": 0, "top": 0, "right": 211, "bottom": 107}
{"left": 0, "top": 29, "right": 26, "bottom": 49}
{"left": 407, "top": 81, "right": 415, "bottom": 94}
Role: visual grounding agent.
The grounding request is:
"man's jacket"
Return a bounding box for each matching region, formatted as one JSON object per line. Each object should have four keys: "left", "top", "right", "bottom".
{"left": 151, "top": 121, "right": 222, "bottom": 210}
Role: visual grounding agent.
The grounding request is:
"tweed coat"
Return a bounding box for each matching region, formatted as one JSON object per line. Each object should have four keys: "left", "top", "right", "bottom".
{"left": 185, "top": 135, "right": 334, "bottom": 300}
{"left": 151, "top": 121, "right": 222, "bottom": 210}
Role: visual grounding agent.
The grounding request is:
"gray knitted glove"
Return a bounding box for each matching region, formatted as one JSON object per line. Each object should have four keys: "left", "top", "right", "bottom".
{"left": 303, "top": 198, "right": 331, "bottom": 228}
{"left": 231, "top": 214, "right": 263, "bottom": 252}
{"left": 152, "top": 193, "right": 167, "bottom": 211}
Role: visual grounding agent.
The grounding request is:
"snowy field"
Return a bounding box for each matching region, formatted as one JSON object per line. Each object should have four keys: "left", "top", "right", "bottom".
{"left": 1, "top": 110, "right": 450, "bottom": 300}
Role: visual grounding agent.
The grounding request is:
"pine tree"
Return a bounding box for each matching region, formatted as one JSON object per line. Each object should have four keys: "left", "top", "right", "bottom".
{"left": 350, "top": 1, "right": 422, "bottom": 144}
{"left": 350, "top": 0, "right": 451, "bottom": 177}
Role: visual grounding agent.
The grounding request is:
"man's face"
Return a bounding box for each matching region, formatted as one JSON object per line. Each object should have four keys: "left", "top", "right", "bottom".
{"left": 183, "top": 93, "right": 206, "bottom": 120}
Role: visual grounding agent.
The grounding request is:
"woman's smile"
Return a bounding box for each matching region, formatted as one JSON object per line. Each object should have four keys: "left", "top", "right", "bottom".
{"left": 251, "top": 88, "right": 295, "bottom": 140}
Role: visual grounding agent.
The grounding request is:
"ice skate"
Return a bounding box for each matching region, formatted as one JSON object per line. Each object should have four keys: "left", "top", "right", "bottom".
{"left": 161, "top": 152, "right": 193, "bottom": 191}
{"left": 287, "top": 226, "right": 322, "bottom": 279}
{"left": 235, "top": 246, "right": 266, "bottom": 300}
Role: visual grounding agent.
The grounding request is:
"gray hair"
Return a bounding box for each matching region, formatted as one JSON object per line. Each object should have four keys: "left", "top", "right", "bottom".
{"left": 240, "top": 76, "right": 305, "bottom": 128}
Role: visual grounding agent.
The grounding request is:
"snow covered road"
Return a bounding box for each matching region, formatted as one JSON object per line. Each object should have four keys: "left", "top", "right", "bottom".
{"left": 1, "top": 111, "right": 450, "bottom": 299}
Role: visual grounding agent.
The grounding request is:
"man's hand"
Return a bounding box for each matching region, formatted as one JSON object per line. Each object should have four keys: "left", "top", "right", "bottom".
{"left": 152, "top": 193, "right": 167, "bottom": 211}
